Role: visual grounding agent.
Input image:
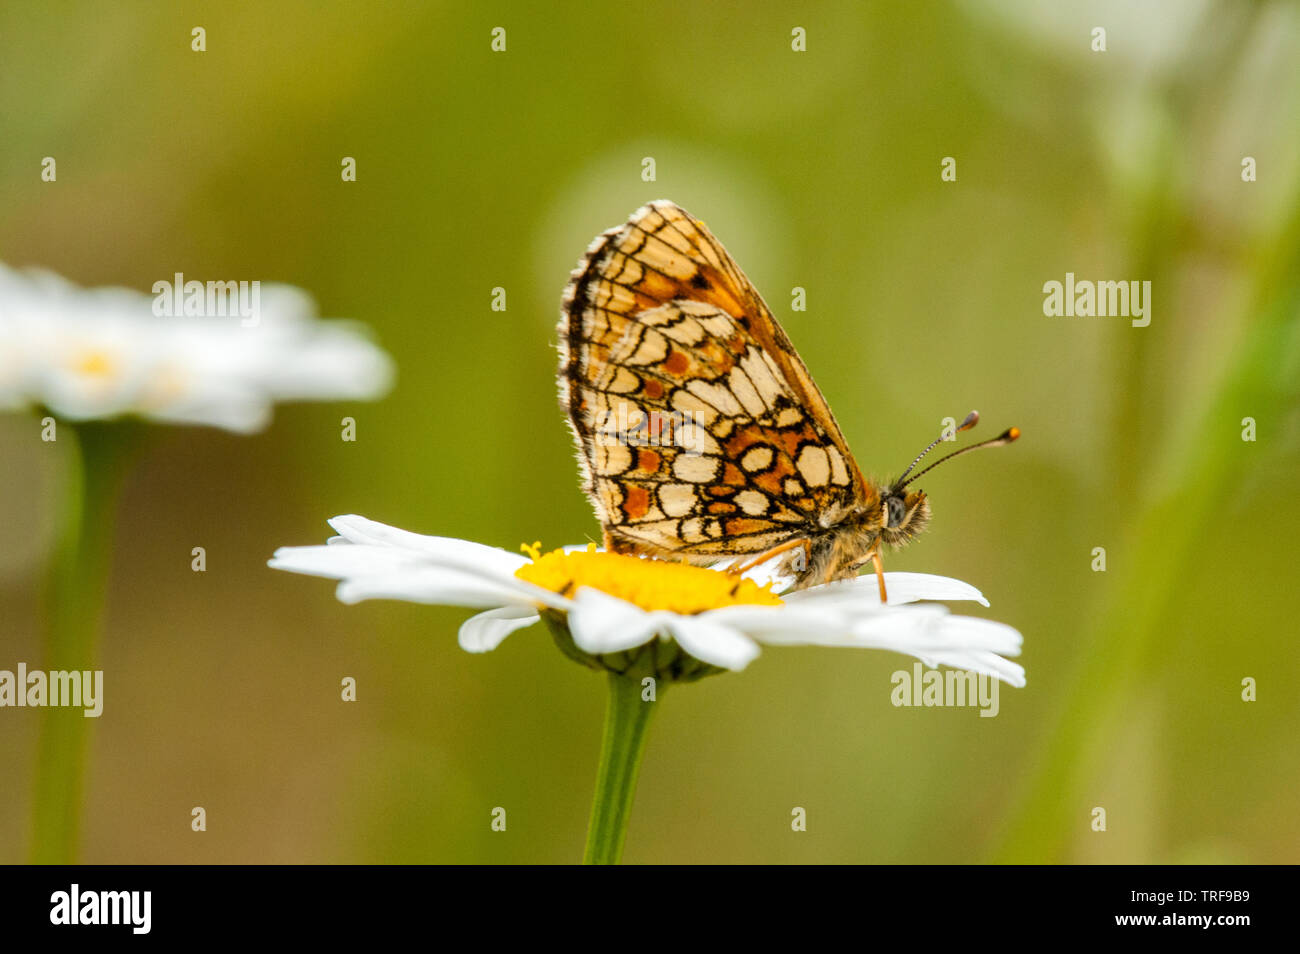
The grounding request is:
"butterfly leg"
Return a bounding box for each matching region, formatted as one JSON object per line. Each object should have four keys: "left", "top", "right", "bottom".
{"left": 871, "top": 549, "right": 888, "bottom": 603}
{"left": 728, "top": 538, "right": 811, "bottom": 577}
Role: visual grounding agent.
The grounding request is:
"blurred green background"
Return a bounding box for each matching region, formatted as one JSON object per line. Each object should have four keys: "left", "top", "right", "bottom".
{"left": 2, "top": 0, "right": 1298, "bottom": 863}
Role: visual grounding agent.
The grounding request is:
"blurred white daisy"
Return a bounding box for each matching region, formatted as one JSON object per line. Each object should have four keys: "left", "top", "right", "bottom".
{"left": 0, "top": 263, "right": 393, "bottom": 432}
{"left": 269, "top": 515, "right": 1026, "bottom": 686}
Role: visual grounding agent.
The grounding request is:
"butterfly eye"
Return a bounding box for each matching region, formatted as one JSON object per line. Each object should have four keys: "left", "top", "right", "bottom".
{"left": 884, "top": 495, "right": 907, "bottom": 529}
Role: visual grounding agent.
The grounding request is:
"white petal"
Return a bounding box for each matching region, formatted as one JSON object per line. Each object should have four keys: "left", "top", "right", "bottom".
{"left": 146, "top": 389, "right": 272, "bottom": 433}
{"left": 845, "top": 611, "right": 1025, "bottom": 687}
{"left": 458, "top": 606, "right": 539, "bottom": 653}
{"left": 567, "top": 588, "right": 663, "bottom": 655}
{"left": 270, "top": 523, "right": 569, "bottom": 612}
{"left": 895, "top": 616, "right": 1026, "bottom": 687}
{"left": 269, "top": 543, "right": 435, "bottom": 579}
{"left": 567, "top": 589, "right": 762, "bottom": 671}
{"left": 326, "top": 514, "right": 527, "bottom": 575}
{"left": 260, "top": 324, "right": 395, "bottom": 400}
{"left": 335, "top": 566, "right": 568, "bottom": 611}
{"left": 786, "top": 571, "right": 989, "bottom": 607}
{"left": 712, "top": 600, "right": 1025, "bottom": 687}
{"left": 702, "top": 602, "right": 855, "bottom": 644}
{"left": 663, "top": 615, "right": 761, "bottom": 670}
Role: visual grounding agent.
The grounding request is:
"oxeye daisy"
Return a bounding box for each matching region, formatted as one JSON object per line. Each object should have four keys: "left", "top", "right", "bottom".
{"left": 1, "top": 262, "right": 394, "bottom": 864}
{"left": 271, "top": 515, "right": 1024, "bottom": 685}
{"left": 0, "top": 263, "right": 393, "bottom": 431}
{"left": 270, "top": 514, "right": 1025, "bottom": 862}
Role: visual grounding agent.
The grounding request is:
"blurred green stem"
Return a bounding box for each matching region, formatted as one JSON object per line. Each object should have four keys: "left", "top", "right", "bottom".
{"left": 997, "top": 2, "right": 1280, "bottom": 862}
{"left": 997, "top": 194, "right": 1300, "bottom": 862}
{"left": 30, "top": 422, "right": 132, "bottom": 864}
{"left": 584, "top": 672, "right": 657, "bottom": 865}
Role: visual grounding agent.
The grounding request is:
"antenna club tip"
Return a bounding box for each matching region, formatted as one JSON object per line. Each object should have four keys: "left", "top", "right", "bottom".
{"left": 960, "top": 410, "right": 979, "bottom": 430}
{"left": 1007, "top": 427, "right": 1021, "bottom": 441}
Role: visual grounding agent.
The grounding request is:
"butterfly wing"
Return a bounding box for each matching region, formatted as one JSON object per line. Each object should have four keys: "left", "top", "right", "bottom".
{"left": 559, "top": 200, "right": 873, "bottom": 559}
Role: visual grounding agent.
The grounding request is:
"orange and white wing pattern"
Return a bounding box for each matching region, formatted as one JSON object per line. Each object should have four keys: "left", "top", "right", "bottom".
{"left": 559, "top": 200, "right": 875, "bottom": 560}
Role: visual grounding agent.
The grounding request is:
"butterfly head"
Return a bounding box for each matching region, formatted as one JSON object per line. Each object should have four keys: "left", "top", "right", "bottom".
{"left": 792, "top": 414, "right": 1018, "bottom": 587}
{"left": 877, "top": 487, "right": 930, "bottom": 548}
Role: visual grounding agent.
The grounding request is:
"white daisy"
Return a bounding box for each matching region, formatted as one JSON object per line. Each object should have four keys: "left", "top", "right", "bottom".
{"left": 0, "top": 263, "right": 393, "bottom": 432}
{"left": 269, "top": 515, "right": 1026, "bottom": 687}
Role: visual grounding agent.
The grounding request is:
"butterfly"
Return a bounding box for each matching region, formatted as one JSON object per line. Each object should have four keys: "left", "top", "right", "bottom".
{"left": 558, "top": 200, "right": 1017, "bottom": 597}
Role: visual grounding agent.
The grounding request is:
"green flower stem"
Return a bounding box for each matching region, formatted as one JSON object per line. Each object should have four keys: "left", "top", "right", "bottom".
{"left": 584, "top": 671, "right": 658, "bottom": 865}
{"left": 30, "top": 421, "right": 133, "bottom": 864}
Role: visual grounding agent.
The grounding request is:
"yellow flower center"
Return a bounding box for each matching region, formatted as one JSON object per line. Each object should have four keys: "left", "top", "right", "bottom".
{"left": 72, "top": 349, "right": 117, "bottom": 379}
{"left": 515, "top": 543, "right": 782, "bottom": 614}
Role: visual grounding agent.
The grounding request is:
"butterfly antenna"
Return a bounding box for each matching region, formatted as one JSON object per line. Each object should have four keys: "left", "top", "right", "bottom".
{"left": 899, "top": 417, "right": 1020, "bottom": 489}
{"left": 895, "top": 410, "right": 980, "bottom": 484}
